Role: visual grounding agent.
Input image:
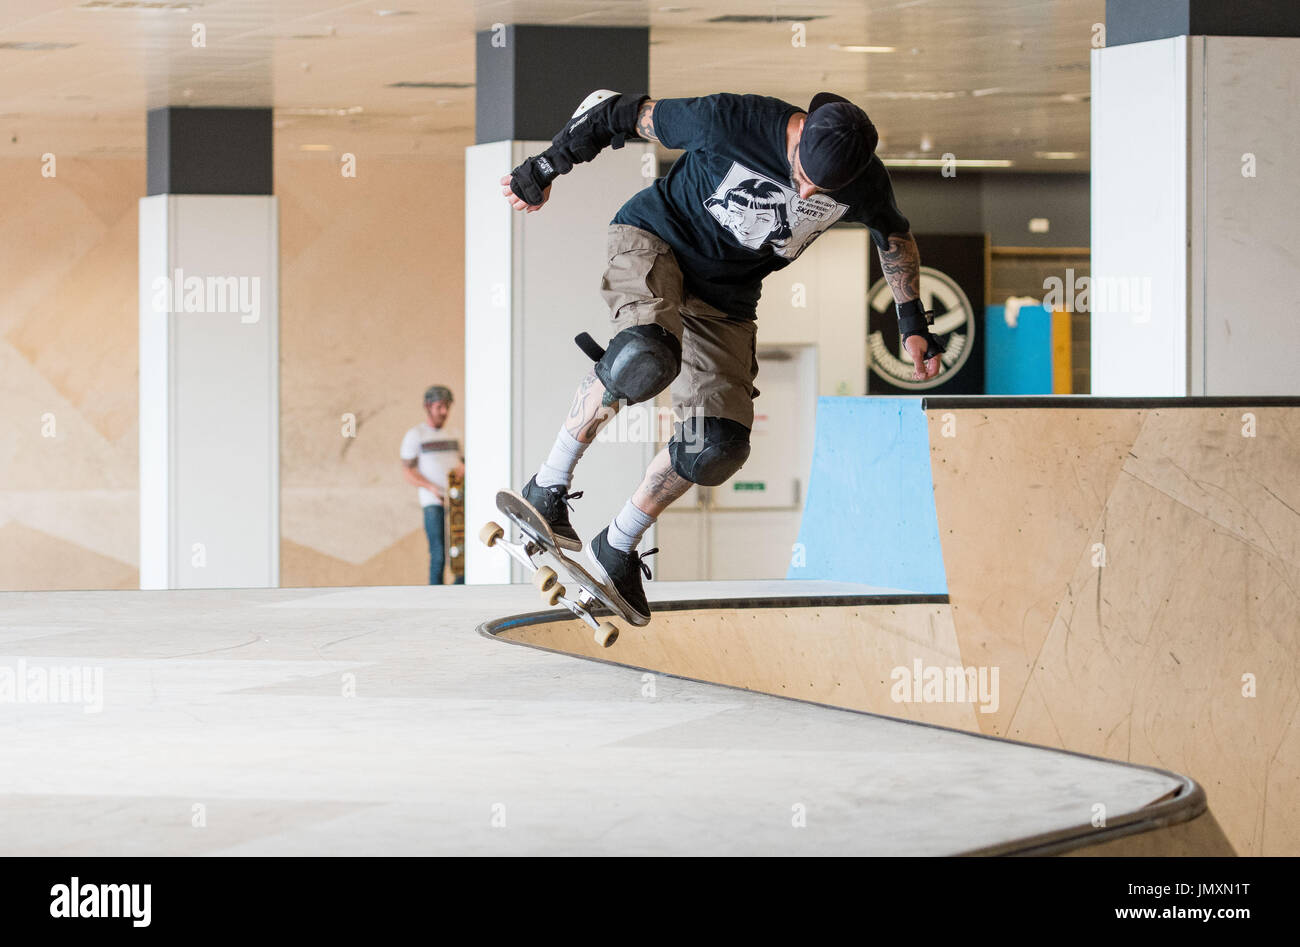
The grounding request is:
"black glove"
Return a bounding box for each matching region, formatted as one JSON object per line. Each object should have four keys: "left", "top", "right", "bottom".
{"left": 508, "top": 91, "right": 649, "bottom": 205}
{"left": 509, "top": 153, "right": 566, "bottom": 205}
{"left": 896, "top": 298, "right": 946, "bottom": 360}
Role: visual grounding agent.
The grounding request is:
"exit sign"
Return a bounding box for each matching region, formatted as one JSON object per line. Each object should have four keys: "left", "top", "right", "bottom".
{"left": 732, "top": 481, "right": 766, "bottom": 492}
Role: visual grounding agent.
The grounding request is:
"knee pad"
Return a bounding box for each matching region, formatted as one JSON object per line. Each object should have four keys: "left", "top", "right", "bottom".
{"left": 669, "top": 416, "right": 751, "bottom": 486}
{"left": 587, "top": 324, "right": 682, "bottom": 405}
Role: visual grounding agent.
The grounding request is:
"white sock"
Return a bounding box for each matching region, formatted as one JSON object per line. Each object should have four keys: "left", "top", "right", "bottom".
{"left": 607, "top": 499, "right": 655, "bottom": 553}
{"left": 536, "top": 429, "right": 590, "bottom": 488}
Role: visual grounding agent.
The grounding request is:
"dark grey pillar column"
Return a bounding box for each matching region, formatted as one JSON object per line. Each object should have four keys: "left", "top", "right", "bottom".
{"left": 147, "top": 107, "right": 272, "bottom": 195}
{"left": 474, "top": 25, "right": 649, "bottom": 143}
{"left": 1106, "top": 0, "right": 1300, "bottom": 46}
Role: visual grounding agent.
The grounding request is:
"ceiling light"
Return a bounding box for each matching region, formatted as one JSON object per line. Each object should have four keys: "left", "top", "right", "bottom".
{"left": 281, "top": 107, "right": 363, "bottom": 116}
{"left": 883, "top": 158, "right": 1014, "bottom": 168}
{"left": 0, "top": 41, "right": 77, "bottom": 50}
{"left": 388, "top": 81, "right": 474, "bottom": 89}
{"left": 830, "top": 44, "right": 896, "bottom": 53}
{"left": 374, "top": 9, "right": 415, "bottom": 15}
{"left": 861, "top": 90, "right": 962, "bottom": 100}
{"left": 1034, "top": 151, "right": 1081, "bottom": 160}
{"left": 708, "top": 14, "right": 826, "bottom": 23}
{"left": 78, "top": 1, "right": 198, "bottom": 9}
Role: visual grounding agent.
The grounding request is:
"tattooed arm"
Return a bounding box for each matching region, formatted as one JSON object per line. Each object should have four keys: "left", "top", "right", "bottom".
{"left": 877, "top": 232, "right": 921, "bottom": 305}
{"left": 879, "top": 231, "right": 943, "bottom": 381}
{"left": 635, "top": 98, "right": 660, "bottom": 143}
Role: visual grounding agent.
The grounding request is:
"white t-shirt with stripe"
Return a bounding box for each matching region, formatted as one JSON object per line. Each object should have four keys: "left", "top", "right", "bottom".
{"left": 400, "top": 423, "right": 461, "bottom": 508}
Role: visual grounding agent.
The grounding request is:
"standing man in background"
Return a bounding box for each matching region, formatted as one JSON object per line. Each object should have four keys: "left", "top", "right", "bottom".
{"left": 400, "top": 385, "right": 465, "bottom": 585}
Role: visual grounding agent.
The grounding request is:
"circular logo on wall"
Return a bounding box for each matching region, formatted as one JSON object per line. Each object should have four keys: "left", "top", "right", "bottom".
{"left": 867, "top": 265, "right": 976, "bottom": 391}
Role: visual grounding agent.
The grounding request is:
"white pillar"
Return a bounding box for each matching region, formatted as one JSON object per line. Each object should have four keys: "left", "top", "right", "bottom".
{"left": 1091, "top": 35, "right": 1300, "bottom": 395}
{"left": 464, "top": 142, "right": 657, "bottom": 584}
{"left": 138, "top": 195, "right": 280, "bottom": 588}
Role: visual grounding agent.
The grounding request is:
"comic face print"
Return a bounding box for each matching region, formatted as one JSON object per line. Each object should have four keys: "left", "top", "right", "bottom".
{"left": 706, "top": 178, "right": 791, "bottom": 249}
{"left": 703, "top": 162, "right": 849, "bottom": 260}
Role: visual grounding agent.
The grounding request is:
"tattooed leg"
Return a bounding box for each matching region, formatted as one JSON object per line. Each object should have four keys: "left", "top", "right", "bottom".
{"left": 631, "top": 448, "right": 693, "bottom": 517}
{"left": 564, "top": 371, "right": 621, "bottom": 443}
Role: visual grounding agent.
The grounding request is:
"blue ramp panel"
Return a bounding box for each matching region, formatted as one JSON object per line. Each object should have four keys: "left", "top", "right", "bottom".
{"left": 788, "top": 397, "right": 947, "bottom": 593}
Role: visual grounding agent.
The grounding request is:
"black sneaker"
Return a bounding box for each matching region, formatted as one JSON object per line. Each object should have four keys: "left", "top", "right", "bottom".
{"left": 521, "top": 476, "right": 583, "bottom": 551}
{"left": 586, "top": 526, "right": 657, "bottom": 626}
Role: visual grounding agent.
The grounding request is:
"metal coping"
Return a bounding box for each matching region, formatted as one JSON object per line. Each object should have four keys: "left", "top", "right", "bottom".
{"left": 923, "top": 395, "right": 1300, "bottom": 410}
{"left": 478, "top": 595, "right": 1209, "bottom": 858}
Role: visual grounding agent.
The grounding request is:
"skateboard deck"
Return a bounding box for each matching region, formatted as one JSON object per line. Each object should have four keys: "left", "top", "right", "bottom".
{"left": 446, "top": 470, "right": 465, "bottom": 581}
{"left": 480, "top": 489, "right": 647, "bottom": 648}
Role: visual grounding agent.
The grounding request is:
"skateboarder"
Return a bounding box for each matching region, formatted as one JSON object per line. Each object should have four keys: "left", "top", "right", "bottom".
{"left": 501, "top": 90, "right": 943, "bottom": 623}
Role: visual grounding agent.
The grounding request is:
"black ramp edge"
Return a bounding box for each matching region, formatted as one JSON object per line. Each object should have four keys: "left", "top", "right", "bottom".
{"left": 484, "top": 592, "right": 948, "bottom": 625}
{"left": 478, "top": 594, "right": 1210, "bottom": 857}
{"left": 923, "top": 395, "right": 1300, "bottom": 410}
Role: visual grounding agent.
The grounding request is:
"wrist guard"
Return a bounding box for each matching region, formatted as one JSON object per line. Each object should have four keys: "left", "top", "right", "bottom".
{"left": 896, "top": 298, "right": 946, "bottom": 360}
{"left": 508, "top": 90, "right": 649, "bottom": 204}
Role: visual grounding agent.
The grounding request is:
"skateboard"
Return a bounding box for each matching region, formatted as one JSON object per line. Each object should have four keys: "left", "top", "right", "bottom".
{"left": 446, "top": 470, "right": 466, "bottom": 582}
{"left": 480, "top": 489, "right": 642, "bottom": 648}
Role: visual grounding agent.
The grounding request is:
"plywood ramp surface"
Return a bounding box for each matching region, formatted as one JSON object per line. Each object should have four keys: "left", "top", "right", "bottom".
{"left": 928, "top": 405, "right": 1300, "bottom": 856}
{"left": 497, "top": 600, "right": 981, "bottom": 730}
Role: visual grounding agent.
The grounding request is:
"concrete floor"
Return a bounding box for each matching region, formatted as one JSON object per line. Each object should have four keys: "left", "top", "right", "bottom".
{"left": 0, "top": 582, "right": 1182, "bottom": 855}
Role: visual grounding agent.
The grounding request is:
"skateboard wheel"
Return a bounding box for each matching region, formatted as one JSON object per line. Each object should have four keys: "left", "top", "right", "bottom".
{"left": 449, "top": 487, "right": 461, "bottom": 500}
{"left": 533, "top": 566, "right": 558, "bottom": 592}
{"left": 594, "top": 622, "right": 619, "bottom": 649}
{"left": 480, "top": 521, "right": 505, "bottom": 548}
{"left": 449, "top": 545, "right": 461, "bottom": 558}
{"left": 544, "top": 584, "right": 565, "bottom": 607}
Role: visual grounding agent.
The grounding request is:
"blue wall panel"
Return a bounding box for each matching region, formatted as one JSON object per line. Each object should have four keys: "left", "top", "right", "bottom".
{"left": 788, "top": 397, "right": 947, "bottom": 594}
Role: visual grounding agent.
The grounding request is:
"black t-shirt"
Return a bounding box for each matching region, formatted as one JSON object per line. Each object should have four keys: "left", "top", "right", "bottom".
{"left": 613, "top": 92, "right": 910, "bottom": 320}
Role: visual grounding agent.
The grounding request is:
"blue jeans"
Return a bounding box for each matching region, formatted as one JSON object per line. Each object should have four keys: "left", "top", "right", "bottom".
{"left": 423, "top": 504, "right": 464, "bottom": 585}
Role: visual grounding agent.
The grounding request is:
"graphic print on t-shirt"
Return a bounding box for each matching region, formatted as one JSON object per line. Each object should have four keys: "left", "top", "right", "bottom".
{"left": 703, "top": 162, "right": 849, "bottom": 260}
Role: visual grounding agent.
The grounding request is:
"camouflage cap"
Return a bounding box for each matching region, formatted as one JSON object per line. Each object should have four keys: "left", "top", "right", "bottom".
{"left": 423, "top": 385, "right": 454, "bottom": 405}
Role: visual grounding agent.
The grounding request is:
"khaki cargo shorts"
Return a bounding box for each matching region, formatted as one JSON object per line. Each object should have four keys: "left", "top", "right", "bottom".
{"left": 599, "top": 223, "right": 758, "bottom": 429}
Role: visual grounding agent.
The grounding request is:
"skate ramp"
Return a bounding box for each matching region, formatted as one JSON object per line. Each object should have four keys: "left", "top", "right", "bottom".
{"left": 923, "top": 396, "right": 1300, "bottom": 857}
{"left": 482, "top": 589, "right": 1232, "bottom": 856}
{"left": 2, "top": 583, "right": 1223, "bottom": 856}
{"left": 485, "top": 396, "right": 1300, "bottom": 855}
